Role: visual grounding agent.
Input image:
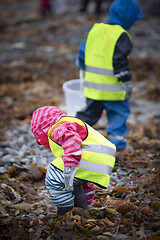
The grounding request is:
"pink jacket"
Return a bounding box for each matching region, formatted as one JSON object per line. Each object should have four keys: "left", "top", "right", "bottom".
{"left": 31, "top": 106, "right": 95, "bottom": 203}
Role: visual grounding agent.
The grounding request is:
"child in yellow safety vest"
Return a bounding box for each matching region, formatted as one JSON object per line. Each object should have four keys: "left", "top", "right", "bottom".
{"left": 31, "top": 106, "right": 116, "bottom": 215}
{"left": 73, "top": 0, "right": 143, "bottom": 151}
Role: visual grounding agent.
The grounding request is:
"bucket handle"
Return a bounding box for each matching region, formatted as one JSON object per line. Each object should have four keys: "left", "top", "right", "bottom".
{"left": 79, "top": 69, "right": 84, "bottom": 94}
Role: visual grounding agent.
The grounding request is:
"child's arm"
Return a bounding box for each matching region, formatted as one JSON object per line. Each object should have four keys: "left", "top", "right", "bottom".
{"left": 113, "top": 32, "right": 133, "bottom": 82}
{"left": 113, "top": 32, "right": 133, "bottom": 99}
{"left": 53, "top": 122, "right": 84, "bottom": 167}
{"left": 52, "top": 122, "right": 86, "bottom": 190}
{"left": 52, "top": 122, "right": 87, "bottom": 191}
{"left": 73, "top": 39, "right": 86, "bottom": 70}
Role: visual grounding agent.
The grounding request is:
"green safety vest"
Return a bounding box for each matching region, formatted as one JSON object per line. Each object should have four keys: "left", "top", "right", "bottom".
{"left": 84, "top": 23, "right": 130, "bottom": 101}
{"left": 48, "top": 116, "right": 116, "bottom": 189}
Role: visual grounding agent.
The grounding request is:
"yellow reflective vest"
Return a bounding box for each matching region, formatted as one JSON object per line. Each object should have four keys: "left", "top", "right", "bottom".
{"left": 48, "top": 116, "right": 116, "bottom": 189}
{"left": 84, "top": 23, "right": 130, "bottom": 101}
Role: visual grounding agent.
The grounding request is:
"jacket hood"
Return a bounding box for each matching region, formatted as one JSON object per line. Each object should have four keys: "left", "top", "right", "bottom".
{"left": 31, "top": 106, "right": 66, "bottom": 149}
{"left": 105, "top": 0, "right": 143, "bottom": 30}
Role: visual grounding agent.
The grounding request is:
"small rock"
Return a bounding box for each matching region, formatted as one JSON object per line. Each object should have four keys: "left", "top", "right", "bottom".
{"left": 13, "top": 203, "right": 31, "bottom": 211}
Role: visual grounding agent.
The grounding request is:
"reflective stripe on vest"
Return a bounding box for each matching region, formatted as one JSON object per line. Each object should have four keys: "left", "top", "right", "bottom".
{"left": 78, "top": 160, "right": 113, "bottom": 176}
{"left": 85, "top": 65, "right": 114, "bottom": 76}
{"left": 48, "top": 116, "right": 116, "bottom": 189}
{"left": 84, "top": 80, "right": 124, "bottom": 92}
{"left": 82, "top": 144, "right": 115, "bottom": 157}
{"left": 84, "top": 23, "right": 130, "bottom": 101}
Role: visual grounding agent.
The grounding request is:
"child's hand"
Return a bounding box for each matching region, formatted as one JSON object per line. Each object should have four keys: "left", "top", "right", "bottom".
{"left": 122, "top": 81, "right": 133, "bottom": 99}
{"left": 64, "top": 167, "right": 77, "bottom": 191}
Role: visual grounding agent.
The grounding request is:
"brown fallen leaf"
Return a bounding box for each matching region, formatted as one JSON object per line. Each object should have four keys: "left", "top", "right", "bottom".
{"left": 102, "top": 217, "right": 115, "bottom": 227}
{"left": 90, "top": 225, "right": 100, "bottom": 233}
{"left": 112, "top": 187, "right": 127, "bottom": 193}
{"left": 126, "top": 151, "right": 152, "bottom": 169}
{"left": 17, "top": 165, "right": 44, "bottom": 182}
{"left": 71, "top": 214, "right": 82, "bottom": 225}
{"left": 107, "top": 198, "right": 137, "bottom": 215}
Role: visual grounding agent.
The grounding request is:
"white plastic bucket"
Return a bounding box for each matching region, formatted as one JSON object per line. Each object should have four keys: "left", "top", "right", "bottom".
{"left": 63, "top": 79, "right": 86, "bottom": 116}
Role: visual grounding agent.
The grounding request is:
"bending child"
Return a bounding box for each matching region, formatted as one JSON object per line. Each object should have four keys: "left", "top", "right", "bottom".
{"left": 31, "top": 106, "right": 116, "bottom": 215}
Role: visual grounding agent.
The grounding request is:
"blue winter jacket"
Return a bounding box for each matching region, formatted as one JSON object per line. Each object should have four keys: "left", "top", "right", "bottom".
{"left": 74, "top": 0, "right": 143, "bottom": 82}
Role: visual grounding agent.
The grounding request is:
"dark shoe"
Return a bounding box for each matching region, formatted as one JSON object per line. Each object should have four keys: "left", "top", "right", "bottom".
{"left": 57, "top": 206, "right": 73, "bottom": 216}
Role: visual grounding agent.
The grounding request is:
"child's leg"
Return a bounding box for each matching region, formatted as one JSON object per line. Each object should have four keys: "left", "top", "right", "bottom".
{"left": 40, "top": 0, "right": 50, "bottom": 9}
{"left": 74, "top": 184, "right": 89, "bottom": 210}
{"left": 102, "top": 100, "right": 131, "bottom": 150}
{"left": 45, "top": 164, "right": 88, "bottom": 215}
{"left": 95, "top": 0, "right": 102, "bottom": 14}
{"left": 45, "top": 164, "right": 75, "bottom": 214}
{"left": 75, "top": 98, "right": 104, "bottom": 126}
{"left": 39, "top": 0, "right": 51, "bottom": 16}
{"left": 80, "top": 0, "right": 90, "bottom": 11}
{"left": 82, "top": 182, "right": 95, "bottom": 206}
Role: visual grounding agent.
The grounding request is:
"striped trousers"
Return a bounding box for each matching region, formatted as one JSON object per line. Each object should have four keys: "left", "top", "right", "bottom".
{"left": 45, "top": 163, "right": 95, "bottom": 207}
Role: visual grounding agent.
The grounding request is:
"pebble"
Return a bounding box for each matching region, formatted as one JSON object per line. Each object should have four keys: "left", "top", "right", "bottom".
{"left": 0, "top": 124, "right": 54, "bottom": 174}
{"left": 117, "top": 169, "right": 128, "bottom": 177}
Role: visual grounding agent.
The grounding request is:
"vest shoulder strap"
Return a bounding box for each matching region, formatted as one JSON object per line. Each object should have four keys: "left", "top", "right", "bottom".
{"left": 48, "top": 116, "right": 88, "bottom": 142}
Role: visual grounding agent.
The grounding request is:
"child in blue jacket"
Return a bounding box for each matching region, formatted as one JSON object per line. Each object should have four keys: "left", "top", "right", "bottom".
{"left": 73, "top": 0, "right": 143, "bottom": 151}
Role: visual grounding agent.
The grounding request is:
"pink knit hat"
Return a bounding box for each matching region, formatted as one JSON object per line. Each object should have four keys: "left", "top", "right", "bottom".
{"left": 31, "top": 106, "right": 66, "bottom": 149}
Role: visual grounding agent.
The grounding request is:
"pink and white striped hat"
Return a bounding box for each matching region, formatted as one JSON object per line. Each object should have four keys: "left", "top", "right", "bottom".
{"left": 31, "top": 106, "right": 66, "bottom": 149}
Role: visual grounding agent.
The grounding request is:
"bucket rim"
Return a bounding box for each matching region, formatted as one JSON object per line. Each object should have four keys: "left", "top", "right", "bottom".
{"left": 62, "top": 79, "right": 82, "bottom": 92}
{"left": 63, "top": 79, "right": 80, "bottom": 85}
